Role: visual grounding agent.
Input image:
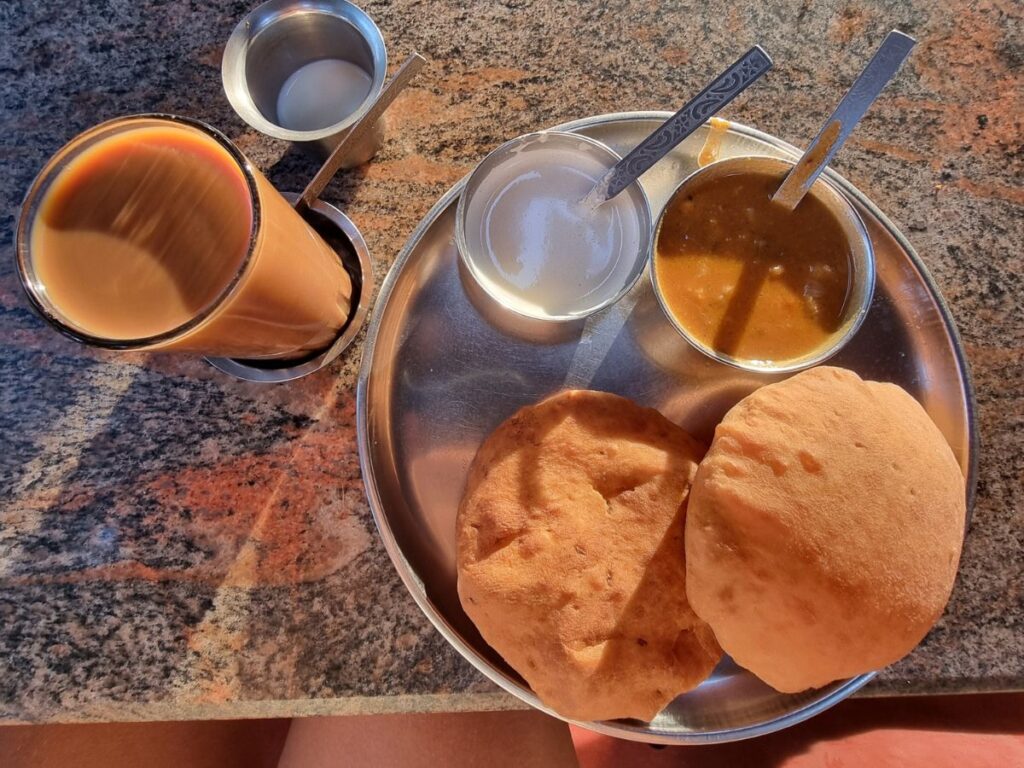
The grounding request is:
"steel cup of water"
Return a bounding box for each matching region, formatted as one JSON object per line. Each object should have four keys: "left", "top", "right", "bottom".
{"left": 222, "top": 0, "right": 388, "bottom": 165}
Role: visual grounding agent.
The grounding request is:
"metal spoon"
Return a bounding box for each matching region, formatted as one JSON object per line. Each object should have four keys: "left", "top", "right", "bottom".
{"left": 772, "top": 30, "right": 916, "bottom": 210}
{"left": 295, "top": 53, "right": 428, "bottom": 215}
{"left": 584, "top": 45, "right": 773, "bottom": 207}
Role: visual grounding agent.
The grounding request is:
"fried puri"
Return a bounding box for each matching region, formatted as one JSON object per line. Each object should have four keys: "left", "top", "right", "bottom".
{"left": 457, "top": 390, "right": 722, "bottom": 721}
{"left": 685, "top": 366, "right": 966, "bottom": 693}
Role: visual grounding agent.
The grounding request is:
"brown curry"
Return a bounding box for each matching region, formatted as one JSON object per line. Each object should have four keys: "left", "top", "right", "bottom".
{"left": 654, "top": 168, "right": 853, "bottom": 364}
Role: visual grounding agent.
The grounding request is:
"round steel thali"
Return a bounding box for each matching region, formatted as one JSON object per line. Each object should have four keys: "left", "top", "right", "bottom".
{"left": 356, "top": 112, "right": 978, "bottom": 743}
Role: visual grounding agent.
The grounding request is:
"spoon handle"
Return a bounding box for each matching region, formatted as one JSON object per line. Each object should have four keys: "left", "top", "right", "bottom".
{"left": 773, "top": 30, "right": 916, "bottom": 210}
{"left": 596, "top": 45, "right": 773, "bottom": 203}
{"left": 296, "top": 53, "right": 428, "bottom": 214}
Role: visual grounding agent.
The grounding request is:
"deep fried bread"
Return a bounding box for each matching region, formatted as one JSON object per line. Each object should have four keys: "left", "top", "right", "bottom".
{"left": 457, "top": 390, "right": 721, "bottom": 721}
{"left": 686, "top": 366, "right": 966, "bottom": 693}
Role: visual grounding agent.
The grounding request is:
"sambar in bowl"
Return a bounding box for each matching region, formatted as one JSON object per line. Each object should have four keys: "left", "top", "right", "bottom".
{"left": 652, "top": 156, "right": 875, "bottom": 372}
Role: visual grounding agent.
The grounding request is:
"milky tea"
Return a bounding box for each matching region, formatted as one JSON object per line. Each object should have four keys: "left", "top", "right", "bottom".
{"left": 20, "top": 116, "right": 352, "bottom": 359}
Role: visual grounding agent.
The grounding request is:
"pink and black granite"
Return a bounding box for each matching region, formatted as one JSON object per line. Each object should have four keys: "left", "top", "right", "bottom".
{"left": 0, "top": 0, "right": 1021, "bottom": 721}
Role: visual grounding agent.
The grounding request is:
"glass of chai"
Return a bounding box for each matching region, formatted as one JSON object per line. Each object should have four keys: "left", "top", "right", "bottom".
{"left": 651, "top": 155, "right": 875, "bottom": 372}
{"left": 456, "top": 131, "right": 653, "bottom": 322}
{"left": 16, "top": 114, "right": 353, "bottom": 360}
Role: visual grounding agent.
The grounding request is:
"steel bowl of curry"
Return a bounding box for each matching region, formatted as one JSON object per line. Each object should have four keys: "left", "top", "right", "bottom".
{"left": 651, "top": 155, "right": 875, "bottom": 373}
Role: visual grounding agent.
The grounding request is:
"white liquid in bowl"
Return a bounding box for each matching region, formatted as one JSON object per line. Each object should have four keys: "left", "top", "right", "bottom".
{"left": 460, "top": 136, "right": 648, "bottom": 319}
{"left": 276, "top": 59, "right": 373, "bottom": 132}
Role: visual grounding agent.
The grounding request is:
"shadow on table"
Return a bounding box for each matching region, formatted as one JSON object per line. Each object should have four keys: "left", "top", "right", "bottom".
{"left": 263, "top": 142, "right": 371, "bottom": 207}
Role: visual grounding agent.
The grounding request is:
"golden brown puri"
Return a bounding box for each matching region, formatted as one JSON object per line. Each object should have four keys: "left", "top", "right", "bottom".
{"left": 685, "top": 366, "right": 966, "bottom": 693}
{"left": 456, "top": 390, "right": 722, "bottom": 722}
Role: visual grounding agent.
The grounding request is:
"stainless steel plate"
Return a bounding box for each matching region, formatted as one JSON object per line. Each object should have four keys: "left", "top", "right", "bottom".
{"left": 356, "top": 113, "right": 977, "bottom": 744}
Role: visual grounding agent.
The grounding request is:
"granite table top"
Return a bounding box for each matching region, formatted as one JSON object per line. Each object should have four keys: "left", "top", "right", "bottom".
{"left": 1, "top": 0, "right": 1021, "bottom": 723}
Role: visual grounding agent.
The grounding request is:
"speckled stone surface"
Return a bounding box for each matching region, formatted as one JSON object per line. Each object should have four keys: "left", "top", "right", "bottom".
{"left": 0, "top": 0, "right": 1021, "bottom": 723}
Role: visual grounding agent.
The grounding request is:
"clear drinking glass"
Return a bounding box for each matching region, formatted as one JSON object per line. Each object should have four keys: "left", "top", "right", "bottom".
{"left": 455, "top": 131, "right": 653, "bottom": 322}
{"left": 16, "top": 114, "right": 353, "bottom": 360}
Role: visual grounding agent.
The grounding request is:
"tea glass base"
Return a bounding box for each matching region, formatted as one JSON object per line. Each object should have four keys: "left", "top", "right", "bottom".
{"left": 206, "top": 194, "right": 373, "bottom": 383}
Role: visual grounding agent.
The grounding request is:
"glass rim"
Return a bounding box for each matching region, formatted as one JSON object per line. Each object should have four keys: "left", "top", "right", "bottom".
{"left": 15, "top": 112, "right": 262, "bottom": 350}
{"left": 454, "top": 130, "right": 654, "bottom": 324}
{"left": 650, "top": 154, "right": 877, "bottom": 374}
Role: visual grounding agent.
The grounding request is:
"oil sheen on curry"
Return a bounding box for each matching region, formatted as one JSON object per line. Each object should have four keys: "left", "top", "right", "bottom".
{"left": 655, "top": 168, "right": 853, "bottom": 364}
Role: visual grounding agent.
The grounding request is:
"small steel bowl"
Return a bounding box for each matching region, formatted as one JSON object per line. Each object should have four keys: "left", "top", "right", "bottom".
{"left": 222, "top": 0, "right": 387, "bottom": 163}
{"left": 455, "top": 131, "right": 653, "bottom": 323}
{"left": 651, "top": 155, "right": 876, "bottom": 373}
